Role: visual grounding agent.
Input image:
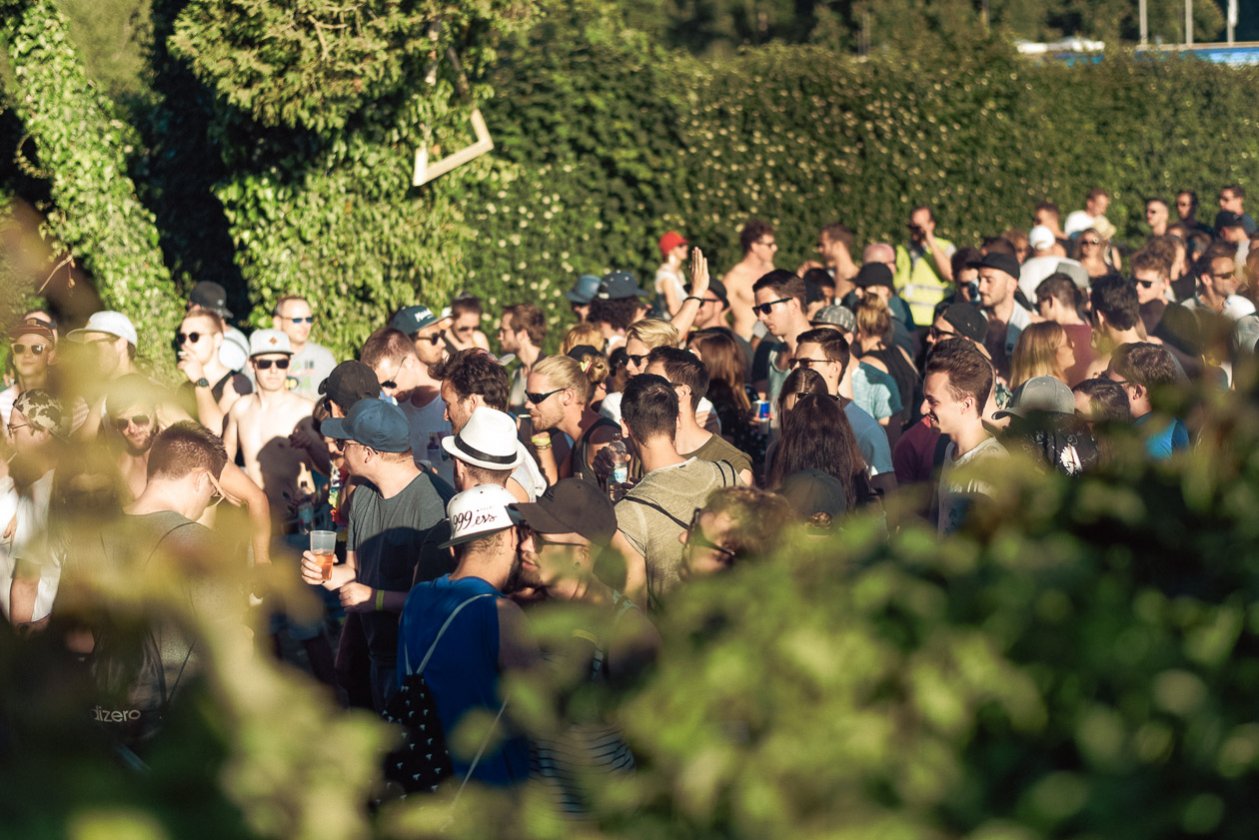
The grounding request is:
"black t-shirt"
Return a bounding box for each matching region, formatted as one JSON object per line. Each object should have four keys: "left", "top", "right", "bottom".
{"left": 348, "top": 472, "right": 455, "bottom": 660}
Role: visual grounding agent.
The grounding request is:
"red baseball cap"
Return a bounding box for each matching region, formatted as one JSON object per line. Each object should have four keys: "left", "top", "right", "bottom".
{"left": 658, "top": 230, "right": 688, "bottom": 258}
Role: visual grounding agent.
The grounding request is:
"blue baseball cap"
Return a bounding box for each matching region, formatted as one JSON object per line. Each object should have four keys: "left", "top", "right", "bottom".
{"left": 320, "top": 398, "right": 410, "bottom": 453}
{"left": 596, "top": 270, "right": 648, "bottom": 301}
{"left": 389, "top": 305, "right": 445, "bottom": 336}
{"left": 566, "top": 274, "right": 602, "bottom": 304}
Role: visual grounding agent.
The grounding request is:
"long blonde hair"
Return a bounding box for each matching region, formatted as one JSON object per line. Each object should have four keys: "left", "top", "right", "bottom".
{"left": 1010, "top": 321, "right": 1069, "bottom": 389}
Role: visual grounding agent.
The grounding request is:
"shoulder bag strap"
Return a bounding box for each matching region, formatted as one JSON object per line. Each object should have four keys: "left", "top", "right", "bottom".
{"left": 403, "top": 591, "right": 496, "bottom": 677}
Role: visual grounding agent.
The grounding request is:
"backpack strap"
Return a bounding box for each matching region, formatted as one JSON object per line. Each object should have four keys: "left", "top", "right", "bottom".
{"left": 403, "top": 592, "right": 496, "bottom": 677}
{"left": 621, "top": 495, "right": 690, "bottom": 530}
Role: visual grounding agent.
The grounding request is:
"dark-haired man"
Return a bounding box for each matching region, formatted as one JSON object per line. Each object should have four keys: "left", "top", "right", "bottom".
{"left": 680, "top": 487, "right": 794, "bottom": 577}
{"left": 1107, "top": 342, "right": 1188, "bottom": 460}
{"left": 362, "top": 323, "right": 453, "bottom": 485}
{"left": 817, "top": 222, "right": 859, "bottom": 298}
{"left": 301, "top": 398, "right": 454, "bottom": 710}
{"left": 921, "top": 340, "right": 1007, "bottom": 534}
{"left": 1218, "top": 184, "right": 1256, "bottom": 236}
{"left": 646, "top": 347, "right": 753, "bottom": 485}
{"left": 973, "top": 252, "right": 1031, "bottom": 384}
{"left": 1145, "top": 198, "right": 1170, "bottom": 239}
{"left": 751, "top": 269, "right": 810, "bottom": 412}
{"left": 723, "top": 219, "right": 777, "bottom": 340}
{"left": 1, "top": 318, "right": 58, "bottom": 437}
{"left": 175, "top": 308, "right": 251, "bottom": 432}
{"left": 1088, "top": 274, "right": 1147, "bottom": 380}
{"left": 614, "top": 375, "right": 741, "bottom": 610}
{"left": 1129, "top": 250, "right": 1172, "bottom": 335}
{"left": 1175, "top": 190, "right": 1213, "bottom": 236}
{"left": 435, "top": 348, "right": 546, "bottom": 502}
{"left": 498, "top": 303, "right": 547, "bottom": 412}
{"left": 93, "top": 422, "right": 243, "bottom": 745}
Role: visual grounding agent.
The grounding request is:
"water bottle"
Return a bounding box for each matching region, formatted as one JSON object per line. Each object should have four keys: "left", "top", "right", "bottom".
{"left": 606, "top": 438, "right": 630, "bottom": 501}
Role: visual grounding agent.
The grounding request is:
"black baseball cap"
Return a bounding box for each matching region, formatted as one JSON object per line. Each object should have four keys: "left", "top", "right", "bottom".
{"left": 1215, "top": 210, "right": 1246, "bottom": 231}
{"left": 511, "top": 479, "right": 617, "bottom": 546}
{"left": 189, "top": 281, "right": 233, "bottom": 318}
{"left": 686, "top": 278, "right": 730, "bottom": 309}
{"left": 319, "top": 361, "right": 380, "bottom": 412}
{"left": 778, "top": 469, "right": 847, "bottom": 528}
{"left": 968, "top": 252, "right": 1021, "bottom": 279}
{"left": 939, "top": 303, "right": 988, "bottom": 343}
{"left": 853, "top": 263, "right": 895, "bottom": 290}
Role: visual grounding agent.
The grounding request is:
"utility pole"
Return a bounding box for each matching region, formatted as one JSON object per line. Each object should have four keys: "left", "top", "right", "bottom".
{"left": 1139, "top": 0, "right": 1148, "bottom": 46}
{"left": 1228, "top": 0, "right": 1237, "bottom": 45}
{"left": 1185, "top": 0, "right": 1193, "bottom": 46}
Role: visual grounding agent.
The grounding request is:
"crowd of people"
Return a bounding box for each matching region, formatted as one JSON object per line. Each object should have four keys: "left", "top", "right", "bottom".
{"left": 2, "top": 182, "right": 1255, "bottom": 805}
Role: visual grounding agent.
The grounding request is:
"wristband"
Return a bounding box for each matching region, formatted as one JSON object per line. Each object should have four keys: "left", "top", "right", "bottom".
{"left": 375, "top": 589, "right": 385, "bottom": 611}
{"left": 531, "top": 433, "right": 552, "bottom": 449}
{"left": 684, "top": 295, "right": 703, "bottom": 302}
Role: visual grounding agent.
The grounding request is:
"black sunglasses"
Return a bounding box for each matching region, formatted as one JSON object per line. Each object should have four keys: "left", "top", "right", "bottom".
{"left": 753, "top": 297, "right": 792, "bottom": 316}
{"left": 112, "top": 414, "right": 152, "bottom": 431}
{"left": 254, "top": 358, "right": 291, "bottom": 370}
{"left": 413, "top": 333, "right": 443, "bottom": 344}
{"left": 177, "top": 331, "right": 204, "bottom": 344}
{"left": 525, "top": 388, "right": 564, "bottom": 405}
{"left": 928, "top": 325, "right": 958, "bottom": 340}
{"left": 284, "top": 316, "right": 314, "bottom": 324}
{"left": 625, "top": 353, "right": 649, "bottom": 367}
{"left": 1134, "top": 279, "right": 1155, "bottom": 289}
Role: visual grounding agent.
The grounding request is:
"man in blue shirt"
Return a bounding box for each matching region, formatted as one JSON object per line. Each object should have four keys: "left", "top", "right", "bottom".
{"left": 396, "top": 485, "right": 539, "bottom": 786}
{"left": 1106, "top": 343, "right": 1189, "bottom": 460}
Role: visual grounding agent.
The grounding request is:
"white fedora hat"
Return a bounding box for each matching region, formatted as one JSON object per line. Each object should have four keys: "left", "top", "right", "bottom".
{"left": 439, "top": 484, "right": 523, "bottom": 549}
{"left": 441, "top": 406, "right": 523, "bottom": 470}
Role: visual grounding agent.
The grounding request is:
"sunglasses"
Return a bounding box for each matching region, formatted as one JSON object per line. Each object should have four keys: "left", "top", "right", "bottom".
{"left": 414, "top": 334, "right": 443, "bottom": 345}
{"left": 380, "top": 379, "right": 398, "bottom": 390}
{"left": 525, "top": 387, "right": 563, "bottom": 405}
{"left": 753, "top": 297, "right": 792, "bottom": 316}
{"left": 1134, "top": 279, "right": 1156, "bottom": 289}
{"left": 7, "top": 423, "right": 29, "bottom": 436}
{"left": 254, "top": 357, "right": 291, "bottom": 370}
{"left": 625, "top": 353, "right": 649, "bottom": 367}
{"left": 790, "top": 357, "right": 830, "bottom": 369}
{"left": 284, "top": 316, "right": 314, "bottom": 324}
{"left": 684, "top": 508, "right": 736, "bottom": 563}
{"left": 12, "top": 343, "right": 47, "bottom": 357}
{"left": 928, "top": 325, "right": 958, "bottom": 341}
{"left": 177, "top": 331, "right": 204, "bottom": 344}
{"left": 1081, "top": 239, "right": 1101, "bottom": 246}
{"left": 112, "top": 414, "right": 152, "bottom": 431}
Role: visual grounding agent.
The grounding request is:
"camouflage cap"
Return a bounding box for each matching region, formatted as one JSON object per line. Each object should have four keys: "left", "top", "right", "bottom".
{"left": 13, "top": 389, "right": 67, "bottom": 437}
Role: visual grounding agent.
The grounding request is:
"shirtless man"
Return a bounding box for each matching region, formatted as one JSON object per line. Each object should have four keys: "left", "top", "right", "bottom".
{"left": 721, "top": 219, "right": 777, "bottom": 341}
{"left": 106, "top": 375, "right": 161, "bottom": 501}
{"left": 224, "top": 329, "right": 315, "bottom": 527}
{"left": 176, "top": 309, "right": 250, "bottom": 433}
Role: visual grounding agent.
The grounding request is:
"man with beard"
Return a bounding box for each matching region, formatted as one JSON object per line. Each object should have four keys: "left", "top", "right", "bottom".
{"left": 300, "top": 398, "right": 454, "bottom": 711}
{"left": 396, "top": 483, "right": 539, "bottom": 786}
{"left": 3, "top": 390, "right": 66, "bottom": 629}
{"left": 107, "top": 375, "right": 161, "bottom": 501}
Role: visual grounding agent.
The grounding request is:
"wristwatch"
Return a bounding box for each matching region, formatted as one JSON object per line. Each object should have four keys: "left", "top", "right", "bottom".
{"left": 195, "top": 377, "right": 210, "bottom": 388}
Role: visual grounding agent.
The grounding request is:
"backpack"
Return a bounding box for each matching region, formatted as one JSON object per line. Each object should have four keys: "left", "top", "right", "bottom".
{"left": 90, "top": 521, "right": 197, "bottom": 751}
{"left": 381, "top": 592, "right": 505, "bottom": 799}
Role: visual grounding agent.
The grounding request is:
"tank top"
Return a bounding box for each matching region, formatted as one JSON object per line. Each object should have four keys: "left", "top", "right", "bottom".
{"left": 865, "top": 346, "right": 920, "bottom": 428}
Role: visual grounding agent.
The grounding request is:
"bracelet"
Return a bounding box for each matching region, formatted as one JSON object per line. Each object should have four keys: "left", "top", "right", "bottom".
{"left": 531, "top": 433, "right": 552, "bottom": 450}
{"left": 375, "top": 589, "right": 385, "bottom": 611}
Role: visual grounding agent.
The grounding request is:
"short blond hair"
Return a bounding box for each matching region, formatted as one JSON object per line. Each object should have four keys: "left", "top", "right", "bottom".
{"left": 626, "top": 318, "right": 680, "bottom": 350}
{"left": 561, "top": 322, "right": 604, "bottom": 355}
{"left": 533, "top": 355, "right": 594, "bottom": 405}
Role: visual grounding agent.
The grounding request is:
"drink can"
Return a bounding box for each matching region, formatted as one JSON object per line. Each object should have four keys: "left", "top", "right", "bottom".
{"left": 612, "top": 465, "right": 629, "bottom": 485}
{"left": 753, "top": 399, "right": 771, "bottom": 424}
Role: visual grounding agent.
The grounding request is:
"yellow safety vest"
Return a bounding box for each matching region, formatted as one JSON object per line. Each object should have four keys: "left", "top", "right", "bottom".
{"left": 894, "top": 239, "right": 954, "bottom": 327}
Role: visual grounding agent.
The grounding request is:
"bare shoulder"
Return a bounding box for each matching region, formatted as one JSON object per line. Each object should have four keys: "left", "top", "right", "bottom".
{"left": 863, "top": 356, "right": 890, "bottom": 374}
{"left": 230, "top": 393, "right": 260, "bottom": 419}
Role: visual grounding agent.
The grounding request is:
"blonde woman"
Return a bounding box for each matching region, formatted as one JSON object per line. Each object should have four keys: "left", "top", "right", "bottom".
{"left": 561, "top": 322, "right": 605, "bottom": 355}
{"left": 1010, "top": 321, "right": 1074, "bottom": 390}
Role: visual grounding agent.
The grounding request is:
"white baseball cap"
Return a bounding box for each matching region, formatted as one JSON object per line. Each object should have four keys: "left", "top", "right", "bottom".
{"left": 249, "top": 328, "right": 292, "bottom": 356}
{"left": 67, "top": 311, "right": 138, "bottom": 346}
{"left": 442, "top": 407, "right": 523, "bottom": 471}
{"left": 439, "top": 484, "right": 523, "bottom": 549}
{"left": 1028, "top": 225, "right": 1055, "bottom": 253}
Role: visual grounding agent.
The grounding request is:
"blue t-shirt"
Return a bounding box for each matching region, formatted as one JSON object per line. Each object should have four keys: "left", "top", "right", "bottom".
{"left": 1137, "top": 413, "right": 1189, "bottom": 460}
{"left": 397, "top": 575, "right": 530, "bottom": 786}
{"left": 844, "top": 401, "right": 894, "bottom": 476}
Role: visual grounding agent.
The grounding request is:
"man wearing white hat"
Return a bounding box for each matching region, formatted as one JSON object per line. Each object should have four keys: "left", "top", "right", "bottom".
{"left": 397, "top": 484, "right": 538, "bottom": 786}
{"left": 1018, "top": 225, "right": 1085, "bottom": 302}
{"left": 441, "top": 406, "right": 523, "bottom": 495}
{"left": 224, "top": 329, "right": 316, "bottom": 528}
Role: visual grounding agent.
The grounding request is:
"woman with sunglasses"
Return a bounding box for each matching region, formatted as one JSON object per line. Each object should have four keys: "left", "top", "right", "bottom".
{"left": 1, "top": 318, "right": 59, "bottom": 441}
{"left": 444, "top": 296, "right": 492, "bottom": 353}
{"left": 1075, "top": 227, "right": 1120, "bottom": 279}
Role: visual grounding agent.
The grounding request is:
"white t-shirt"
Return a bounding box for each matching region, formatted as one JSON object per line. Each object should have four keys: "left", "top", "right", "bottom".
{"left": 0, "top": 470, "right": 59, "bottom": 621}
{"left": 400, "top": 394, "right": 455, "bottom": 487}
{"left": 1019, "top": 256, "right": 1086, "bottom": 300}
{"left": 937, "top": 436, "right": 1008, "bottom": 534}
